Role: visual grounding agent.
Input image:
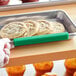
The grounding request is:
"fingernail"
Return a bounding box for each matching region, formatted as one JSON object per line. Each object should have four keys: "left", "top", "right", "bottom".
{"left": 4, "top": 44, "right": 7, "bottom": 48}
{"left": 4, "top": 43, "right": 11, "bottom": 49}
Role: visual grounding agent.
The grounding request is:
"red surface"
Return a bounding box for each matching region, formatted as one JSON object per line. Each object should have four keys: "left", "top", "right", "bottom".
{"left": 0, "top": 0, "right": 9, "bottom": 5}
{"left": 21, "top": 0, "right": 39, "bottom": 3}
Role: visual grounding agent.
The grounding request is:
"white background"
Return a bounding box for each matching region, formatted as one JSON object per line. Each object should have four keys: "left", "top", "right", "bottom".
{"left": 8, "top": 0, "right": 49, "bottom": 5}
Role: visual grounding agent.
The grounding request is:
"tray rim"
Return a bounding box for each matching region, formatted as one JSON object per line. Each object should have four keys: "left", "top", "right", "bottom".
{"left": 0, "top": 10, "right": 72, "bottom": 17}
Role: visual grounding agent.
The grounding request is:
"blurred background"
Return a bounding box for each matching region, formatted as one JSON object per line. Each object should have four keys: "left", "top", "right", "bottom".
{"left": 0, "top": 0, "right": 72, "bottom": 6}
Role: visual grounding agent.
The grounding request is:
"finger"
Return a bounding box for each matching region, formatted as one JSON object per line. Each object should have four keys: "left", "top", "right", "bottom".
{"left": 4, "top": 55, "right": 9, "bottom": 66}
{"left": 4, "top": 43, "right": 11, "bottom": 49}
{"left": 4, "top": 48, "right": 10, "bottom": 56}
{"left": 0, "top": 53, "right": 5, "bottom": 67}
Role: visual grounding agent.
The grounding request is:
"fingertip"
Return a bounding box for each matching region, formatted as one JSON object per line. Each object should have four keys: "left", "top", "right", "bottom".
{"left": 4, "top": 48, "right": 10, "bottom": 56}
{"left": 4, "top": 44, "right": 8, "bottom": 48}
{"left": 4, "top": 43, "right": 11, "bottom": 49}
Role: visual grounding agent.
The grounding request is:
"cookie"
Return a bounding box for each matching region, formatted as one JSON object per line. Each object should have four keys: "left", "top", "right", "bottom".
{"left": 36, "top": 20, "right": 53, "bottom": 35}
{"left": 0, "top": 22, "right": 28, "bottom": 39}
{"left": 24, "top": 20, "right": 39, "bottom": 36}
{"left": 50, "top": 21, "right": 65, "bottom": 33}
{"left": 21, "top": 30, "right": 30, "bottom": 37}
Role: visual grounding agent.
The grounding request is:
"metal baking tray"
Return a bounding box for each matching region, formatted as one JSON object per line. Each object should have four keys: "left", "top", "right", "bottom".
{"left": 0, "top": 10, "right": 76, "bottom": 47}
{"left": 0, "top": 0, "right": 76, "bottom": 11}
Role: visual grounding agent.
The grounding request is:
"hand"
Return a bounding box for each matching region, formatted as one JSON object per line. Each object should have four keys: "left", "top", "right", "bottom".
{"left": 0, "top": 38, "right": 11, "bottom": 67}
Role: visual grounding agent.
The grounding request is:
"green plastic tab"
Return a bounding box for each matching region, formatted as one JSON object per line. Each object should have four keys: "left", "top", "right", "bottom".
{"left": 13, "top": 32, "right": 69, "bottom": 47}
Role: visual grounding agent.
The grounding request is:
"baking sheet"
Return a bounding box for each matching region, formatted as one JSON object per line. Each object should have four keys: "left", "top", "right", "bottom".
{"left": 0, "top": 60, "right": 72, "bottom": 76}
{"left": 0, "top": 0, "right": 76, "bottom": 11}
{"left": 0, "top": 10, "right": 76, "bottom": 39}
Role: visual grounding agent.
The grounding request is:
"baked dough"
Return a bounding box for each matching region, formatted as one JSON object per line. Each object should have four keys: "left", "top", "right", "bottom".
{"left": 24, "top": 20, "right": 39, "bottom": 36}
{"left": 50, "top": 21, "right": 65, "bottom": 33}
{"left": 0, "top": 22, "right": 28, "bottom": 39}
{"left": 36, "top": 20, "right": 53, "bottom": 35}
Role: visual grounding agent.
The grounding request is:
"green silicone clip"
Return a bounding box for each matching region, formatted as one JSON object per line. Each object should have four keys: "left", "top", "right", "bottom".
{"left": 13, "top": 32, "right": 69, "bottom": 47}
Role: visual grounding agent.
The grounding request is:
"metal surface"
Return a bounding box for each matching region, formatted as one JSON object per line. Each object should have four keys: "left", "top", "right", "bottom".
{"left": 0, "top": 0, "right": 76, "bottom": 11}
{"left": 0, "top": 10, "right": 76, "bottom": 39}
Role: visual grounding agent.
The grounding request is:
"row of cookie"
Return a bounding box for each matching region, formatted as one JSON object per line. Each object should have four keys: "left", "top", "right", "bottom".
{"left": 0, "top": 20, "right": 65, "bottom": 39}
